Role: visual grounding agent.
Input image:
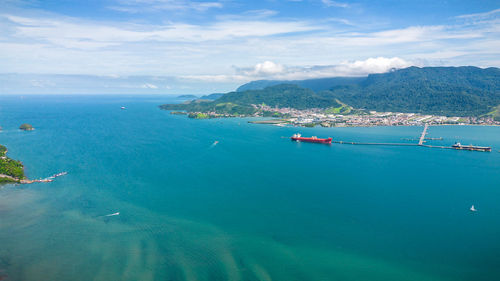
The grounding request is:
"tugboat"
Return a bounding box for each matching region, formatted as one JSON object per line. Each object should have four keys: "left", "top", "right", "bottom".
{"left": 291, "top": 133, "right": 332, "bottom": 144}
{"left": 451, "top": 142, "right": 491, "bottom": 152}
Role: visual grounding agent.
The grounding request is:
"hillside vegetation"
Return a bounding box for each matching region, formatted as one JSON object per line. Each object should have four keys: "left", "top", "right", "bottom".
{"left": 160, "top": 84, "right": 342, "bottom": 114}
{"left": 0, "top": 144, "right": 25, "bottom": 183}
{"left": 161, "top": 66, "right": 500, "bottom": 117}
{"left": 324, "top": 66, "right": 500, "bottom": 116}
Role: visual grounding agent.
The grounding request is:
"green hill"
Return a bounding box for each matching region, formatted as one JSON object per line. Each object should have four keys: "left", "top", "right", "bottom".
{"left": 217, "top": 84, "right": 341, "bottom": 109}
{"left": 0, "top": 144, "right": 25, "bottom": 183}
{"left": 323, "top": 66, "right": 500, "bottom": 116}
{"left": 161, "top": 66, "right": 500, "bottom": 117}
{"left": 160, "top": 84, "right": 342, "bottom": 114}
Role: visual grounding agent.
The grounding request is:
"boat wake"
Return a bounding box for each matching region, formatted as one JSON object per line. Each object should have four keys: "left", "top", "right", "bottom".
{"left": 96, "top": 212, "right": 120, "bottom": 219}
{"left": 46, "top": 171, "right": 68, "bottom": 180}
{"left": 210, "top": 140, "right": 219, "bottom": 148}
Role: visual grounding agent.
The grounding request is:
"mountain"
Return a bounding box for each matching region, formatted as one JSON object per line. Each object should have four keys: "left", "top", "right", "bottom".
{"left": 177, "top": 94, "right": 198, "bottom": 99}
{"left": 160, "top": 84, "right": 341, "bottom": 115}
{"left": 237, "top": 77, "right": 364, "bottom": 92}
{"left": 217, "top": 84, "right": 341, "bottom": 109}
{"left": 323, "top": 66, "right": 500, "bottom": 116}
{"left": 162, "top": 66, "right": 500, "bottom": 117}
{"left": 199, "top": 93, "right": 225, "bottom": 100}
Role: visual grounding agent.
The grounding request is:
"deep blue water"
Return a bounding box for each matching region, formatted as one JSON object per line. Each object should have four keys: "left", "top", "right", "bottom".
{"left": 1, "top": 95, "right": 500, "bottom": 281}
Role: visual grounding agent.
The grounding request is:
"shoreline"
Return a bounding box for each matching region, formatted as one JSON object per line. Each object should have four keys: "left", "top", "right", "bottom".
{"left": 246, "top": 118, "right": 500, "bottom": 128}
{"left": 1, "top": 144, "right": 66, "bottom": 186}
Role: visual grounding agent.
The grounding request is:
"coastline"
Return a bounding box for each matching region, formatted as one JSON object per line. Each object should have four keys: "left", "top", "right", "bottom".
{"left": 0, "top": 144, "right": 61, "bottom": 186}
{"left": 161, "top": 105, "right": 500, "bottom": 127}
{"left": 245, "top": 117, "right": 500, "bottom": 128}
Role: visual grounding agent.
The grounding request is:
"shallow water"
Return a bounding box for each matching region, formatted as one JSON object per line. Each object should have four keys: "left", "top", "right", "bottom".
{"left": 1, "top": 95, "right": 500, "bottom": 281}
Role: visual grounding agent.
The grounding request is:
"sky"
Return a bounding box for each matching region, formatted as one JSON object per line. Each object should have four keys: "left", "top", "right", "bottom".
{"left": 0, "top": 0, "right": 499, "bottom": 94}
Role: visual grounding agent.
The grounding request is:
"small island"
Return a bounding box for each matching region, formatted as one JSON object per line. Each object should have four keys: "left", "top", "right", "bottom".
{"left": 0, "top": 144, "right": 25, "bottom": 184}
{"left": 19, "top": 123, "right": 34, "bottom": 131}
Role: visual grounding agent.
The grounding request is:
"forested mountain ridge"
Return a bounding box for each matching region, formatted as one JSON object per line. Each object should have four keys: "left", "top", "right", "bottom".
{"left": 324, "top": 66, "right": 500, "bottom": 116}
{"left": 161, "top": 66, "right": 500, "bottom": 117}
{"left": 160, "top": 84, "right": 341, "bottom": 115}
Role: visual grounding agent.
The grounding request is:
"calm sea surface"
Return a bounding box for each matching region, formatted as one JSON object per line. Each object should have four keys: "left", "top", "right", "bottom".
{"left": 1, "top": 95, "right": 500, "bottom": 281}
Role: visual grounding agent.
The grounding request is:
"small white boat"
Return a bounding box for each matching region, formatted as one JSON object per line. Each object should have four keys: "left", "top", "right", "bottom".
{"left": 121, "top": 106, "right": 126, "bottom": 110}
{"left": 105, "top": 212, "right": 120, "bottom": 217}
{"left": 470, "top": 205, "right": 477, "bottom": 212}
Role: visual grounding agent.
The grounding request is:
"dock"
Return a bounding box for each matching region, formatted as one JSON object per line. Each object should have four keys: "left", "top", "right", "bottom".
{"left": 332, "top": 141, "right": 418, "bottom": 146}
{"left": 330, "top": 124, "right": 490, "bottom": 152}
{"left": 418, "top": 123, "right": 428, "bottom": 145}
{"left": 331, "top": 124, "right": 429, "bottom": 147}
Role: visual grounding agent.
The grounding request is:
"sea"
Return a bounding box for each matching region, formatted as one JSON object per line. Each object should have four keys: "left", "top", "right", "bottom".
{"left": 1, "top": 95, "right": 499, "bottom": 281}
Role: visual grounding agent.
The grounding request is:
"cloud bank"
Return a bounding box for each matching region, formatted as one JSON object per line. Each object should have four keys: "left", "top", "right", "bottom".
{"left": 185, "top": 57, "right": 413, "bottom": 82}
{"left": 0, "top": 2, "right": 498, "bottom": 94}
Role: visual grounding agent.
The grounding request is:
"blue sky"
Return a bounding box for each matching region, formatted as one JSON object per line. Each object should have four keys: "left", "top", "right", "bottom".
{"left": 1, "top": 0, "right": 499, "bottom": 94}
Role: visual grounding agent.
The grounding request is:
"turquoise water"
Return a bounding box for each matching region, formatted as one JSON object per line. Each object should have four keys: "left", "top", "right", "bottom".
{"left": 1, "top": 95, "right": 500, "bottom": 281}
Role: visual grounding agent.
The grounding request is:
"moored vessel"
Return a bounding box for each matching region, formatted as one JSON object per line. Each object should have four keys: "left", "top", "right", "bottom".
{"left": 451, "top": 142, "right": 491, "bottom": 152}
{"left": 291, "top": 133, "right": 332, "bottom": 144}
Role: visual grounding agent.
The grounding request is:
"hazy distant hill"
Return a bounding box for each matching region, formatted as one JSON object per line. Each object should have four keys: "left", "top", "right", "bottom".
{"left": 237, "top": 77, "right": 364, "bottom": 92}
{"left": 177, "top": 94, "right": 198, "bottom": 99}
{"left": 199, "top": 93, "right": 225, "bottom": 100}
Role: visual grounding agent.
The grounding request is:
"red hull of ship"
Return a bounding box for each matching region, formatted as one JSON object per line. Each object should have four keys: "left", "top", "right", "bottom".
{"left": 291, "top": 137, "right": 332, "bottom": 144}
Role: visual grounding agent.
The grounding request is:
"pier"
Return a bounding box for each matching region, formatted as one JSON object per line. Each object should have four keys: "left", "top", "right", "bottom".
{"left": 418, "top": 124, "right": 428, "bottom": 145}
{"left": 332, "top": 124, "right": 430, "bottom": 147}
{"left": 332, "top": 141, "right": 418, "bottom": 146}
{"left": 331, "top": 124, "right": 454, "bottom": 150}
{"left": 295, "top": 124, "right": 491, "bottom": 152}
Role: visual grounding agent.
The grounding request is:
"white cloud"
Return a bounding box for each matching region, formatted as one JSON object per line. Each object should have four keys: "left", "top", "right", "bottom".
{"left": 0, "top": 6, "right": 498, "bottom": 82}
{"left": 321, "top": 0, "right": 349, "bottom": 8}
{"left": 109, "top": 0, "right": 223, "bottom": 13}
{"left": 455, "top": 8, "right": 500, "bottom": 20}
{"left": 3, "top": 14, "right": 321, "bottom": 50}
{"left": 185, "top": 57, "right": 413, "bottom": 82}
{"left": 339, "top": 57, "right": 412, "bottom": 74}
{"left": 243, "top": 61, "right": 285, "bottom": 76}
{"left": 142, "top": 83, "right": 158, "bottom": 89}
{"left": 29, "top": 79, "right": 56, "bottom": 88}
{"left": 279, "top": 57, "right": 414, "bottom": 79}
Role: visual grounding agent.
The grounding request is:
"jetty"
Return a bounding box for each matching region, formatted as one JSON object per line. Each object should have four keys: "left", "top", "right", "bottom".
{"left": 332, "top": 141, "right": 418, "bottom": 147}
{"left": 418, "top": 124, "right": 428, "bottom": 145}
{"left": 330, "top": 124, "right": 490, "bottom": 152}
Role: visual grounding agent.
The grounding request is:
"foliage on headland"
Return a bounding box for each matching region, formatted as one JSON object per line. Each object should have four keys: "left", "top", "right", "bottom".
{"left": 0, "top": 144, "right": 25, "bottom": 183}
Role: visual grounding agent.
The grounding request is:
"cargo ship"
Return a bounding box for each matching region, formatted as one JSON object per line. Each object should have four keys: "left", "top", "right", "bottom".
{"left": 291, "top": 133, "right": 332, "bottom": 144}
{"left": 451, "top": 142, "right": 491, "bottom": 152}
